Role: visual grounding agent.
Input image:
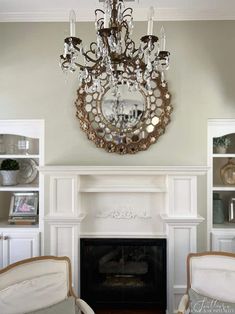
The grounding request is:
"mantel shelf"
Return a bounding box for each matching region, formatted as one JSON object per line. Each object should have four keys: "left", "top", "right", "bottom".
{"left": 0, "top": 184, "right": 39, "bottom": 192}
{"left": 79, "top": 186, "right": 167, "bottom": 193}
{"left": 0, "top": 154, "right": 39, "bottom": 159}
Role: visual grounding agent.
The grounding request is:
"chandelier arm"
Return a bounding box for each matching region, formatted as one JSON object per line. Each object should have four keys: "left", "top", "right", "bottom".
{"left": 88, "top": 42, "right": 98, "bottom": 54}
{"left": 95, "top": 9, "right": 104, "bottom": 15}
{"left": 84, "top": 55, "right": 100, "bottom": 64}
{"left": 122, "top": 7, "right": 133, "bottom": 17}
{"left": 82, "top": 51, "right": 100, "bottom": 64}
{"left": 123, "top": 39, "right": 136, "bottom": 55}
{"left": 122, "top": 22, "right": 133, "bottom": 45}
{"left": 122, "top": 14, "right": 132, "bottom": 20}
{"left": 73, "top": 62, "right": 90, "bottom": 69}
{"left": 96, "top": 18, "right": 104, "bottom": 26}
{"left": 60, "top": 60, "right": 71, "bottom": 70}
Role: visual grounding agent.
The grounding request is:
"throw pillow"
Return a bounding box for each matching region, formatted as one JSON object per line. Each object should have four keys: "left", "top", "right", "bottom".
{"left": 28, "top": 296, "right": 76, "bottom": 314}
{"left": 189, "top": 288, "right": 235, "bottom": 314}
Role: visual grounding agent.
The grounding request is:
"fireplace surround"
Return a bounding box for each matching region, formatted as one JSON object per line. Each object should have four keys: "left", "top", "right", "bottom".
{"left": 80, "top": 238, "right": 166, "bottom": 310}
{"left": 41, "top": 166, "right": 206, "bottom": 314}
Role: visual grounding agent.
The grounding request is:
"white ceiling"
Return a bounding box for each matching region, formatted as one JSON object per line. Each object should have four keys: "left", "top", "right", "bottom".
{"left": 1, "top": 0, "right": 235, "bottom": 22}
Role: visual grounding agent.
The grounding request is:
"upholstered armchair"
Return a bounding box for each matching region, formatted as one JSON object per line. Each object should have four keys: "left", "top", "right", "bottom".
{"left": 177, "top": 251, "right": 235, "bottom": 314}
{"left": 0, "top": 256, "right": 94, "bottom": 314}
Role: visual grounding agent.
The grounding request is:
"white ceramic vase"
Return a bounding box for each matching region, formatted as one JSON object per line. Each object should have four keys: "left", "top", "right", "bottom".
{"left": 0, "top": 170, "right": 19, "bottom": 186}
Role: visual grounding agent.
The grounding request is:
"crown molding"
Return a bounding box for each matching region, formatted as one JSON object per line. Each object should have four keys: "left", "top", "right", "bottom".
{"left": 1, "top": 8, "right": 235, "bottom": 22}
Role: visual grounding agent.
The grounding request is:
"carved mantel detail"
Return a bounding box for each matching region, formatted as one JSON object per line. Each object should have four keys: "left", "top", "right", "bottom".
{"left": 96, "top": 208, "right": 151, "bottom": 220}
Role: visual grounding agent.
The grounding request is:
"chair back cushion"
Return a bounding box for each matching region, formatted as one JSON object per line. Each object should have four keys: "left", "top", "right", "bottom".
{"left": 189, "top": 254, "right": 235, "bottom": 303}
{"left": 0, "top": 257, "right": 71, "bottom": 314}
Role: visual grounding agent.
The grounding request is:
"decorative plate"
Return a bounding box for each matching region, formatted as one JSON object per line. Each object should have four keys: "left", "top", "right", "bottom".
{"left": 17, "top": 159, "right": 38, "bottom": 184}
{"left": 220, "top": 158, "right": 235, "bottom": 185}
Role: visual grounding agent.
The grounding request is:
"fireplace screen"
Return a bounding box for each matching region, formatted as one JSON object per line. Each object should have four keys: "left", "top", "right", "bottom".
{"left": 80, "top": 238, "right": 166, "bottom": 310}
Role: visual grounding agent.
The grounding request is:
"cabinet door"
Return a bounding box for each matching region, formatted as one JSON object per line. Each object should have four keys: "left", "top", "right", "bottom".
{"left": 2, "top": 232, "right": 40, "bottom": 267}
{"left": 212, "top": 232, "right": 235, "bottom": 253}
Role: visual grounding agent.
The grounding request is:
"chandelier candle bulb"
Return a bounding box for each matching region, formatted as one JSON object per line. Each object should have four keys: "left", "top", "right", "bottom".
{"left": 69, "top": 10, "right": 76, "bottom": 37}
{"left": 160, "top": 26, "right": 166, "bottom": 51}
{"left": 147, "top": 6, "right": 154, "bottom": 36}
{"left": 104, "top": 13, "right": 109, "bottom": 28}
{"left": 103, "top": 2, "right": 110, "bottom": 28}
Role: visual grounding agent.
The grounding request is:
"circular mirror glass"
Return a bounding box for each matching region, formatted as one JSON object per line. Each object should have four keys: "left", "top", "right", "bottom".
{"left": 101, "top": 84, "right": 145, "bottom": 130}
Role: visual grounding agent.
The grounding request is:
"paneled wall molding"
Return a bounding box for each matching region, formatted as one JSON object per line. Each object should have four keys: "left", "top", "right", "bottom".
{"left": 49, "top": 175, "right": 78, "bottom": 217}
{"left": 49, "top": 223, "right": 79, "bottom": 292}
{"left": 167, "top": 225, "right": 197, "bottom": 314}
{"left": 41, "top": 166, "right": 206, "bottom": 314}
{"left": 168, "top": 176, "right": 197, "bottom": 216}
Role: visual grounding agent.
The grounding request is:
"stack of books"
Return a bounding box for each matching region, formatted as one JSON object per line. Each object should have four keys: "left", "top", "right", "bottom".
{"left": 8, "top": 216, "right": 38, "bottom": 225}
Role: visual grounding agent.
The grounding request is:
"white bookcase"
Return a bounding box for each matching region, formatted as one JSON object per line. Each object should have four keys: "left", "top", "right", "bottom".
{"left": 208, "top": 119, "right": 235, "bottom": 251}
{"left": 0, "top": 120, "right": 44, "bottom": 267}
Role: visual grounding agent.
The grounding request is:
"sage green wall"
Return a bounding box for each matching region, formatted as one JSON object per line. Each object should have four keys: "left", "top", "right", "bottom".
{"left": 1, "top": 21, "right": 235, "bottom": 250}
{"left": 1, "top": 21, "right": 235, "bottom": 165}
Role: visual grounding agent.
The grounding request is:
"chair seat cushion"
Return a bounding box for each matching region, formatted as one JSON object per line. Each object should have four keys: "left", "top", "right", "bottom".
{"left": 0, "top": 272, "right": 68, "bottom": 314}
{"left": 28, "top": 297, "right": 76, "bottom": 314}
{"left": 189, "top": 288, "right": 235, "bottom": 314}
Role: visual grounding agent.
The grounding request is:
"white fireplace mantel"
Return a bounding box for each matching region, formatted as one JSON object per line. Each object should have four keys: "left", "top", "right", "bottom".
{"left": 40, "top": 165, "right": 207, "bottom": 314}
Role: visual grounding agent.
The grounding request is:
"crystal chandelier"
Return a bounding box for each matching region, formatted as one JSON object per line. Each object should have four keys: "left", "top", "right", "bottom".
{"left": 60, "top": 0, "right": 170, "bottom": 94}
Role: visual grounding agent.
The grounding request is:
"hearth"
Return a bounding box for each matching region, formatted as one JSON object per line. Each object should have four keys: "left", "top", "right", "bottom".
{"left": 80, "top": 238, "right": 166, "bottom": 311}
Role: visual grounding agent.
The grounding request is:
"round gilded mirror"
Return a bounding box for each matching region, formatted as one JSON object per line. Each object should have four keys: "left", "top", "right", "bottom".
{"left": 75, "top": 72, "right": 172, "bottom": 154}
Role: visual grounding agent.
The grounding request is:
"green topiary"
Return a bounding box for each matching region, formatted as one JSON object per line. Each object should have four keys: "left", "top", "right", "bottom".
{"left": 213, "top": 136, "right": 231, "bottom": 148}
{"left": 0, "top": 159, "right": 19, "bottom": 171}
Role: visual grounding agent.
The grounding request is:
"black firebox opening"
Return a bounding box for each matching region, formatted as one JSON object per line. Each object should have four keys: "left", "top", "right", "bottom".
{"left": 80, "top": 238, "right": 166, "bottom": 311}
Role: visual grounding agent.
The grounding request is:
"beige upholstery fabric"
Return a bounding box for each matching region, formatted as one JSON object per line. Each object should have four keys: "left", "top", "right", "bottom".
{"left": 190, "top": 255, "right": 235, "bottom": 303}
{"left": 0, "top": 272, "right": 68, "bottom": 314}
{"left": 189, "top": 288, "right": 235, "bottom": 314}
{"left": 177, "top": 253, "right": 235, "bottom": 314}
{"left": 0, "top": 259, "right": 69, "bottom": 291}
{"left": 0, "top": 257, "right": 95, "bottom": 314}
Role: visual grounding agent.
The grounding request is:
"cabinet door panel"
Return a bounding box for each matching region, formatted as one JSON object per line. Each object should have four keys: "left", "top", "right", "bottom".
{"left": 212, "top": 232, "right": 235, "bottom": 253}
{"left": 3, "top": 232, "right": 40, "bottom": 267}
{"left": 49, "top": 224, "right": 79, "bottom": 292}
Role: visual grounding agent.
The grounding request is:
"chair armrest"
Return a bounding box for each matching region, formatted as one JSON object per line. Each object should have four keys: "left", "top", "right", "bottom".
{"left": 177, "top": 294, "right": 189, "bottom": 314}
{"left": 76, "top": 298, "right": 95, "bottom": 314}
